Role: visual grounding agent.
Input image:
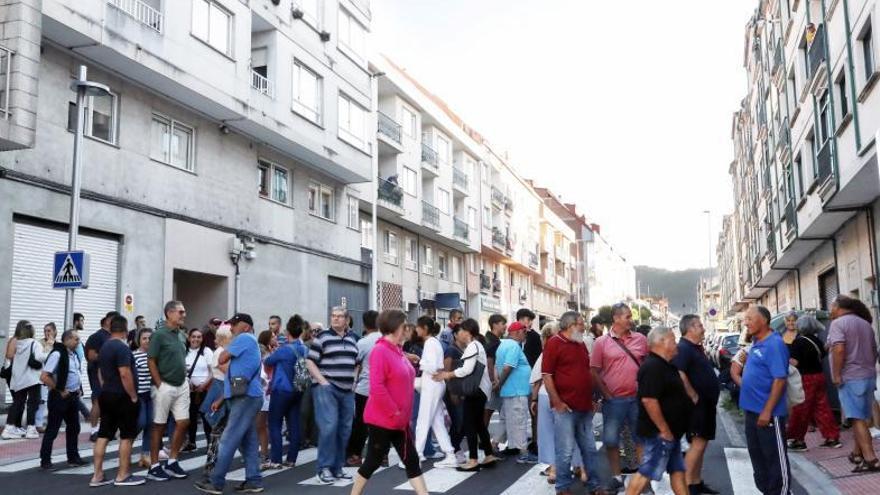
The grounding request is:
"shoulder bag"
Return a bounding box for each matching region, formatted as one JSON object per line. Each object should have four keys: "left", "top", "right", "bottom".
{"left": 610, "top": 336, "right": 642, "bottom": 368}
{"left": 786, "top": 364, "right": 805, "bottom": 409}
{"left": 187, "top": 347, "right": 205, "bottom": 379}
{"left": 447, "top": 352, "right": 485, "bottom": 398}
{"left": 229, "top": 362, "right": 261, "bottom": 398}
{"left": 27, "top": 342, "right": 43, "bottom": 370}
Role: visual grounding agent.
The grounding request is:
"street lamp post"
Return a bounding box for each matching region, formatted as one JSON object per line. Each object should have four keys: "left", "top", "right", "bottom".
{"left": 63, "top": 66, "right": 109, "bottom": 333}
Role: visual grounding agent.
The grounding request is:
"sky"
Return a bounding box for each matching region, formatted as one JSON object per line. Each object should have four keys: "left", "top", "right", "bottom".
{"left": 371, "top": 0, "right": 758, "bottom": 271}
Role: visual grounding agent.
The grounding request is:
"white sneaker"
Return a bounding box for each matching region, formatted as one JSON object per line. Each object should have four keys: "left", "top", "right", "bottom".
{"left": 2, "top": 426, "right": 22, "bottom": 440}
{"left": 429, "top": 451, "right": 446, "bottom": 460}
{"left": 433, "top": 455, "right": 459, "bottom": 468}
{"left": 455, "top": 451, "right": 467, "bottom": 464}
{"left": 25, "top": 426, "right": 39, "bottom": 439}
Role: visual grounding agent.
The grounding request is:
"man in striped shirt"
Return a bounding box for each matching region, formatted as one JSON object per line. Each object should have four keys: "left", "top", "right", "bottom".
{"left": 305, "top": 306, "right": 359, "bottom": 485}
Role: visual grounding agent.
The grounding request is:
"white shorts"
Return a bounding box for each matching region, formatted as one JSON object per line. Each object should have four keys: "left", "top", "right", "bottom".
{"left": 152, "top": 380, "right": 190, "bottom": 424}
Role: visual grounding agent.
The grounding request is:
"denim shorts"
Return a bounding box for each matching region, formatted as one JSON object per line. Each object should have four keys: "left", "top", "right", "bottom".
{"left": 638, "top": 435, "right": 685, "bottom": 481}
{"left": 839, "top": 377, "right": 877, "bottom": 420}
{"left": 602, "top": 397, "right": 640, "bottom": 448}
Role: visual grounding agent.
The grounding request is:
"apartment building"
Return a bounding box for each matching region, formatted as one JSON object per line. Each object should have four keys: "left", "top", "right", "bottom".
{"left": 583, "top": 224, "right": 637, "bottom": 309}
{"left": 717, "top": 214, "right": 746, "bottom": 319}
{"left": 718, "top": 0, "right": 880, "bottom": 319}
{"left": 0, "top": 0, "right": 377, "bottom": 383}
{"left": 530, "top": 184, "right": 578, "bottom": 321}
{"left": 367, "top": 56, "right": 481, "bottom": 324}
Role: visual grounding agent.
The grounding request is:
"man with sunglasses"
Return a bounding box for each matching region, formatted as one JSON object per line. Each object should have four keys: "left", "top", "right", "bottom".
{"left": 146, "top": 300, "right": 191, "bottom": 482}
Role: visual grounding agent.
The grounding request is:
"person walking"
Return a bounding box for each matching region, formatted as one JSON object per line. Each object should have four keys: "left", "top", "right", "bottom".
{"left": 256, "top": 330, "right": 278, "bottom": 468}
{"left": 740, "top": 306, "right": 792, "bottom": 495}
{"left": 85, "top": 312, "right": 120, "bottom": 442}
{"left": 184, "top": 328, "right": 214, "bottom": 452}
{"left": 36, "top": 322, "right": 58, "bottom": 430}
{"left": 785, "top": 315, "right": 840, "bottom": 451}
{"left": 349, "top": 310, "right": 429, "bottom": 495}
{"left": 433, "top": 319, "right": 499, "bottom": 471}
{"left": 200, "top": 325, "right": 233, "bottom": 483}
{"left": 495, "top": 321, "right": 537, "bottom": 464}
{"left": 413, "top": 315, "right": 458, "bottom": 467}
{"left": 591, "top": 303, "right": 647, "bottom": 492}
{"left": 194, "top": 313, "right": 264, "bottom": 494}
{"left": 146, "top": 301, "right": 191, "bottom": 481}
{"left": 542, "top": 311, "right": 605, "bottom": 495}
{"left": 3, "top": 320, "right": 47, "bottom": 440}
{"left": 828, "top": 295, "right": 879, "bottom": 472}
{"left": 90, "top": 315, "right": 145, "bottom": 487}
{"left": 133, "top": 328, "right": 154, "bottom": 468}
{"left": 625, "top": 326, "right": 689, "bottom": 495}
{"left": 305, "top": 306, "right": 359, "bottom": 484}
{"left": 672, "top": 315, "right": 721, "bottom": 495}
{"left": 264, "top": 320, "right": 309, "bottom": 468}
{"left": 346, "top": 310, "right": 380, "bottom": 466}
{"left": 39, "top": 329, "right": 86, "bottom": 469}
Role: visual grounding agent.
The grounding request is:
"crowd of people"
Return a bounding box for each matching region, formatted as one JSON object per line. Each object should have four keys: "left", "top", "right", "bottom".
{"left": 1, "top": 293, "right": 879, "bottom": 495}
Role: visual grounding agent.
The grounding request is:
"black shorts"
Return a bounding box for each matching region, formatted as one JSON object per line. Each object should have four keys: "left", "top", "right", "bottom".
{"left": 686, "top": 400, "right": 717, "bottom": 441}
{"left": 88, "top": 369, "right": 102, "bottom": 399}
{"left": 98, "top": 393, "right": 140, "bottom": 440}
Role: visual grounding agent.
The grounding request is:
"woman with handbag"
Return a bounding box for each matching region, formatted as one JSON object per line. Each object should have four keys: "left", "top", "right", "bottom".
{"left": 183, "top": 328, "right": 214, "bottom": 452}
{"left": 433, "top": 319, "right": 499, "bottom": 471}
{"left": 3, "top": 320, "right": 48, "bottom": 440}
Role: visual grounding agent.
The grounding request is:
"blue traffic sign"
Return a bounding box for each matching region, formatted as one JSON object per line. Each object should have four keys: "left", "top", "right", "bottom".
{"left": 53, "top": 251, "right": 90, "bottom": 289}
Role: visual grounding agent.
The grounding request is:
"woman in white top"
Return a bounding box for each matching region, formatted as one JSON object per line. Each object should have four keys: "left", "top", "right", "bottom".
{"left": 433, "top": 319, "right": 498, "bottom": 471}
{"left": 183, "top": 328, "right": 213, "bottom": 451}
{"left": 3, "top": 320, "right": 48, "bottom": 440}
{"left": 413, "top": 316, "right": 458, "bottom": 468}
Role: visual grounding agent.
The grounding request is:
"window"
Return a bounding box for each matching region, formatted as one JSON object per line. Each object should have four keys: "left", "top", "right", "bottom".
{"left": 150, "top": 114, "right": 195, "bottom": 171}
{"left": 68, "top": 88, "right": 118, "bottom": 145}
{"left": 382, "top": 230, "right": 398, "bottom": 264}
{"left": 192, "top": 0, "right": 231, "bottom": 56}
{"left": 347, "top": 196, "right": 359, "bottom": 229}
{"left": 786, "top": 69, "right": 798, "bottom": 114}
{"left": 402, "top": 167, "right": 418, "bottom": 196}
{"left": 481, "top": 162, "right": 490, "bottom": 183}
{"left": 423, "top": 245, "right": 433, "bottom": 274}
{"left": 308, "top": 181, "right": 335, "bottom": 220}
{"left": 436, "top": 135, "right": 450, "bottom": 164}
{"left": 452, "top": 256, "right": 462, "bottom": 283}
{"left": 338, "top": 93, "right": 367, "bottom": 149}
{"left": 837, "top": 71, "right": 849, "bottom": 119}
{"left": 401, "top": 106, "right": 417, "bottom": 138}
{"left": 861, "top": 22, "right": 875, "bottom": 82}
{"left": 256, "top": 159, "right": 290, "bottom": 204}
{"left": 483, "top": 206, "right": 491, "bottom": 227}
{"left": 294, "top": 0, "right": 322, "bottom": 29}
{"left": 405, "top": 238, "right": 417, "bottom": 271}
{"left": 438, "top": 252, "right": 448, "bottom": 279}
{"left": 338, "top": 8, "right": 366, "bottom": 61}
{"left": 292, "top": 61, "right": 322, "bottom": 124}
{"left": 438, "top": 189, "right": 451, "bottom": 215}
{"left": 469, "top": 254, "right": 478, "bottom": 274}
{"left": 258, "top": 162, "right": 269, "bottom": 196}
{"left": 360, "top": 217, "right": 373, "bottom": 249}
{"left": 817, "top": 91, "right": 831, "bottom": 146}
{"left": 468, "top": 207, "right": 478, "bottom": 231}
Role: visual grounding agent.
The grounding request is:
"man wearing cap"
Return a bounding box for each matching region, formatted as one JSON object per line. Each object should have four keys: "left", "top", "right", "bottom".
{"left": 195, "top": 313, "right": 264, "bottom": 495}
{"left": 203, "top": 318, "right": 223, "bottom": 351}
{"left": 495, "top": 321, "right": 537, "bottom": 464}
{"left": 147, "top": 301, "right": 191, "bottom": 482}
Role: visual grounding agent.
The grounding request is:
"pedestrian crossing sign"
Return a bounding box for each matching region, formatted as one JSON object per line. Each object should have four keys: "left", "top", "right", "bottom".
{"left": 52, "top": 250, "right": 90, "bottom": 289}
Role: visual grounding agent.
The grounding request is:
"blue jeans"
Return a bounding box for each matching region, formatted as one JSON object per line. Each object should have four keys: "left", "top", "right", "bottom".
{"left": 602, "top": 397, "right": 640, "bottom": 448}
{"left": 137, "top": 392, "right": 153, "bottom": 455}
{"left": 210, "top": 396, "right": 263, "bottom": 488}
{"left": 553, "top": 409, "right": 601, "bottom": 492}
{"left": 638, "top": 435, "right": 685, "bottom": 481}
{"left": 313, "top": 384, "right": 355, "bottom": 474}
{"left": 268, "top": 389, "right": 302, "bottom": 464}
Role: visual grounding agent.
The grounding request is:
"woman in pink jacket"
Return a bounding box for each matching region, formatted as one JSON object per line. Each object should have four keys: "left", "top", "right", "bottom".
{"left": 350, "top": 310, "right": 429, "bottom": 495}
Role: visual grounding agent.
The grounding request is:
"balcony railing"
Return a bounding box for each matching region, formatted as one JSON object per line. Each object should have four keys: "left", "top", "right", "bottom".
{"left": 808, "top": 23, "right": 827, "bottom": 81}
{"left": 491, "top": 228, "right": 506, "bottom": 249}
{"left": 527, "top": 252, "right": 539, "bottom": 269}
{"left": 777, "top": 117, "right": 790, "bottom": 152}
{"left": 773, "top": 41, "right": 783, "bottom": 74}
{"left": 251, "top": 70, "right": 274, "bottom": 98}
{"left": 377, "top": 111, "right": 402, "bottom": 144}
{"left": 453, "top": 167, "right": 468, "bottom": 190}
{"left": 504, "top": 196, "right": 513, "bottom": 213}
{"left": 817, "top": 140, "right": 833, "bottom": 183}
{"left": 766, "top": 229, "right": 777, "bottom": 264}
{"left": 454, "top": 217, "right": 469, "bottom": 241}
{"left": 0, "top": 45, "right": 11, "bottom": 119}
{"left": 421, "top": 142, "right": 439, "bottom": 170}
{"left": 422, "top": 201, "right": 440, "bottom": 229}
{"left": 480, "top": 273, "right": 491, "bottom": 292}
{"left": 783, "top": 200, "right": 795, "bottom": 234}
{"left": 377, "top": 176, "right": 403, "bottom": 208}
{"left": 108, "top": 0, "right": 163, "bottom": 33}
{"left": 491, "top": 186, "right": 505, "bottom": 207}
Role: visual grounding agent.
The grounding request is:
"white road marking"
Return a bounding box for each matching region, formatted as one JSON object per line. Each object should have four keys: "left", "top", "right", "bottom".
{"left": 724, "top": 447, "right": 762, "bottom": 495}
{"left": 299, "top": 450, "right": 401, "bottom": 487}
{"left": 499, "top": 464, "right": 555, "bottom": 495}
{"left": 394, "top": 464, "right": 475, "bottom": 492}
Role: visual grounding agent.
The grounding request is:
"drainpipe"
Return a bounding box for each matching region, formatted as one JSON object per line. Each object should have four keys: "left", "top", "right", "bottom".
{"left": 795, "top": 267, "right": 803, "bottom": 309}
{"left": 832, "top": 236, "right": 841, "bottom": 294}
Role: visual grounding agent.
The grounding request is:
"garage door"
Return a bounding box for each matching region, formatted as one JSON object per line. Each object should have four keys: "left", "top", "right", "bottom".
{"left": 7, "top": 221, "right": 119, "bottom": 400}
{"left": 818, "top": 268, "right": 838, "bottom": 311}
{"left": 328, "top": 277, "right": 368, "bottom": 336}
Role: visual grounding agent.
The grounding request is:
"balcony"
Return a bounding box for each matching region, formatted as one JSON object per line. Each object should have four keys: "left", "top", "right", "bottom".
{"left": 808, "top": 23, "right": 827, "bottom": 82}
{"left": 783, "top": 200, "right": 796, "bottom": 238}
{"left": 480, "top": 273, "right": 491, "bottom": 292}
{"left": 491, "top": 186, "right": 505, "bottom": 208}
{"left": 453, "top": 167, "right": 468, "bottom": 193}
{"left": 772, "top": 41, "right": 783, "bottom": 76}
{"left": 491, "top": 227, "right": 506, "bottom": 250}
{"left": 250, "top": 70, "right": 274, "bottom": 98}
{"left": 503, "top": 196, "right": 513, "bottom": 215}
{"left": 377, "top": 111, "right": 402, "bottom": 145}
{"left": 528, "top": 252, "right": 539, "bottom": 270}
{"left": 421, "top": 142, "right": 439, "bottom": 176}
{"left": 766, "top": 228, "right": 777, "bottom": 264}
{"left": 422, "top": 201, "right": 440, "bottom": 230}
{"left": 377, "top": 176, "right": 404, "bottom": 210}
{"left": 0, "top": 45, "right": 10, "bottom": 119}
{"left": 817, "top": 140, "right": 833, "bottom": 185}
{"left": 454, "top": 217, "right": 470, "bottom": 241}
{"left": 108, "top": 0, "right": 163, "bottom": 33}
{"left": 776, "top": 117, "right": 790, "bottom": 153}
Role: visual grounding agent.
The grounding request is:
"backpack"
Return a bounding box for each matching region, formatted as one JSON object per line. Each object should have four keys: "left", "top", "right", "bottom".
{"left": 293, "top": 355, "right": 311, "bottom": 392}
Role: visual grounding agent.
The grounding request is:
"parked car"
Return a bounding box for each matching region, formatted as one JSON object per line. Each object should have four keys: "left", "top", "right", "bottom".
{"left": 716, "top": 334, "right": 740, "bottom": 370}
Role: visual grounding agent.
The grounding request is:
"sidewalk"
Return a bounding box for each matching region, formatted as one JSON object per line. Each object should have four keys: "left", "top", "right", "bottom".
{"left": 0, "top": 421, "right": 93, "bottom": 466}
{"left": 798, "top": 425, "right": 880, "bottom": 494}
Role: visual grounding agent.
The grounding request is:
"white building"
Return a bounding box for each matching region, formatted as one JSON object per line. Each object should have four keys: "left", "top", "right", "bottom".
{"left": 584, "top": 225, "right": 637, "bottom": 309}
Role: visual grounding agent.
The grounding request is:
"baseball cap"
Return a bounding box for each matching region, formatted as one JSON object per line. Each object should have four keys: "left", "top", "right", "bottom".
{"left": 228, "top": 313, "right": 254, "bottom": 328}
{"left": 508, "top": 321, "right": 527, "bottom": 333}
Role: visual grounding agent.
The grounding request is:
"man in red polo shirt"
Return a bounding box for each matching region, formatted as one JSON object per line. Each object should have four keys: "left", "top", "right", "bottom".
{"left": 543, "top": 311, "right": 605, "bottom": 495}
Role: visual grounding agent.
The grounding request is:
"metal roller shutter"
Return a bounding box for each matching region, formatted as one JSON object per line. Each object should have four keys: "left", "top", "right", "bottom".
{"left": 818, "top": 268, "right": 838, "bottom": 311}
{"left": 7, "top": 221, "right": 119, "bottom": 401}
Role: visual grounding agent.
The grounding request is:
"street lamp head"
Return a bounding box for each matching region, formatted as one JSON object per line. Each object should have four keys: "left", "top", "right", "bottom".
{"left": 70, "top": 80, "right": 111, "bottom": 97}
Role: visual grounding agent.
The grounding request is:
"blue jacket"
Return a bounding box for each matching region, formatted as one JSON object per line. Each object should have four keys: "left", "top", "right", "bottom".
{"left": 264, "top": 340, "right": 309, "bottom": 394}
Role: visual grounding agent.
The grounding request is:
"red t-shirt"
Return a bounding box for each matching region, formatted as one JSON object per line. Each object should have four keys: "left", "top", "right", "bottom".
{"left": 541, "top": 333, "right": 593, "bottom": 412}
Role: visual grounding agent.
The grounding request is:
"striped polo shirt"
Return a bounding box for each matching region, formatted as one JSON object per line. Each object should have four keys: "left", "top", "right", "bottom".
{"left": 133, "top": 350, "right": 152, "bottom": 395}
{"left": 308, "top": 328, "right": 359, "bottom": 390}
